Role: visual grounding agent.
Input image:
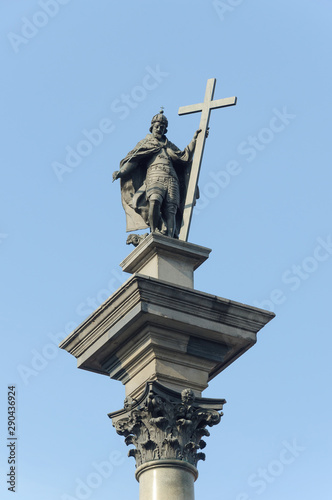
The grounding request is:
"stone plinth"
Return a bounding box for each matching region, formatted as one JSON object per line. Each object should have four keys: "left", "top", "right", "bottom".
{"left": 59, "top": 272, "right": 274, "bottom": 399}
{"left": 59, "top": 235, "right": 274, "bottom": 398}
{"left": 120, "top": 232, "right": 211, "bottom": 288}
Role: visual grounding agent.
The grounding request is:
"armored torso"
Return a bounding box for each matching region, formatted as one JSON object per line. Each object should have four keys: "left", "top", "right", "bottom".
{"left": 145, "top": 145, "right": 180, "bottom": 207}
{"left": 146, "top": 146, "right": 179, "bottom": 181}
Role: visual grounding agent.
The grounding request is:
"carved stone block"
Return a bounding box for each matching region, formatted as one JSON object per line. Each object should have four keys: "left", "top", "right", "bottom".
{"left": 109, "top": 381, "right": 225, "bottom": 469}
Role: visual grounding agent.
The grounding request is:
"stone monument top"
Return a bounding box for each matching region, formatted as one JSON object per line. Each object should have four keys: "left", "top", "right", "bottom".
{"left": 113, "top": 78, "right": 237, "bottom": 244}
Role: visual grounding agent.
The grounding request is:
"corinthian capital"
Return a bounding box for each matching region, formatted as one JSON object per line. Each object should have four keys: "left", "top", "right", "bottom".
{"left": 109, "top": 382, "right": 225, "bottom": 468}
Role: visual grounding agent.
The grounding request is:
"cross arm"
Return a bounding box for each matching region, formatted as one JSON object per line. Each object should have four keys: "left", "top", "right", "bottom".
{"left": 178, "top": 96, "right": 237, "bottom": 116}
{"left": 178, "top": 102, "right": 205, "bottom": 116}
{"left": 209, "top": 95, "right": 237, "bottom": 110}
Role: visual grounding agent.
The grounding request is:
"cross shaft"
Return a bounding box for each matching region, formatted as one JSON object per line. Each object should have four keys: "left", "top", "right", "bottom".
{"left": 178, "top": 78, "right": 237, "bottom": 241}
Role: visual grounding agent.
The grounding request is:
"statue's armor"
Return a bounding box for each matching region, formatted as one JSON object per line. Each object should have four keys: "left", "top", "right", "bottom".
{"left": 145, "top": 147, "right": 180, "bottom": 210}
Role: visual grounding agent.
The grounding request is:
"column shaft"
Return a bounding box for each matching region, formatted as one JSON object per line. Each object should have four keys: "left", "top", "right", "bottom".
{"left": 136, "top": 460, "right": 197, "bottom": 500}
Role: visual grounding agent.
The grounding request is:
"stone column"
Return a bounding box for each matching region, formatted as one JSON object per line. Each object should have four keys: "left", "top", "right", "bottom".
{"left": 59, "top": 233, "right": 275, "bottom": 498}
{"left": 136, "top": 461, "right": 197, "bottom": 500}
{"left": 109, "top": 381, "right": 225, "bottom": 500}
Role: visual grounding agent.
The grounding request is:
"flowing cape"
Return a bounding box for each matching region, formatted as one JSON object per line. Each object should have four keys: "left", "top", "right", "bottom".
{"left": 119, "top": 134, "right": 195, "bottom": 233}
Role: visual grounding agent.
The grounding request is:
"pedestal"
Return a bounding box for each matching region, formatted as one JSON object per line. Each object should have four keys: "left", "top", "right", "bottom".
{"left": 59, "top": 233, "right": 275, "bottom": 498}
{"left": 120, "top": 232, "right": 211, "bottom": 288}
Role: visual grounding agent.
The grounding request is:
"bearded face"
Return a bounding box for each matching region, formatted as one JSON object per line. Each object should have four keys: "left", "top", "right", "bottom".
{"left": 151, "top": 121, "right": 166, "bottom": 139}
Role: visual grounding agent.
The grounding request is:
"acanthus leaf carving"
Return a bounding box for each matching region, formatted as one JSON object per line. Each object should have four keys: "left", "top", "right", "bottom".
{"left": 109, "top": 382, "right": 225, "bottom": 468}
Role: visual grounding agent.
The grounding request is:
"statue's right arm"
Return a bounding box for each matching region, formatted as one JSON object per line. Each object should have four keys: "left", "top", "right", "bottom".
{"left": 112, "top": 160, "right": 138, "bottom": 182}
{"left": 113, "top": 136, "right": 151, "bottom": 182}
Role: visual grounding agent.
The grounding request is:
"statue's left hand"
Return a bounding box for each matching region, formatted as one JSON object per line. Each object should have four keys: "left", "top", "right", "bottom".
{"left": 193, "top": 129, "right": 202, "bottom": 140}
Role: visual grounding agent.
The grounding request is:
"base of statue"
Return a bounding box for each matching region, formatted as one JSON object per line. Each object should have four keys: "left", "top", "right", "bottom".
{"left": 121, "top": 232, "right": 211, "bottom": 288}
{"left": 59, "top": 233, "right": 274, "bottom": 499}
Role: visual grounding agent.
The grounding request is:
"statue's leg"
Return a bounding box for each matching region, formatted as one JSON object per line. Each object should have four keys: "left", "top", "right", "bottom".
{"left": 166, "top": 213, "right": 176, "bottom": 237}
{"left": 164, "top": 178, "right": 179, "bottom": 238}
{"left": 148, "top": 187, "right": 165, "bottom": 233}
{"left": 164, "top": 202, "right": 177, "bottom": 238}
{"left": 148, "top": 198, "right": 161, "bottom": 233}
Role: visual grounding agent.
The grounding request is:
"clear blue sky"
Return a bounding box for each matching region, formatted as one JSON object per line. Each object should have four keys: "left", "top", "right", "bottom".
{"left": 1, "top": 1, "right": 331, "bottom": 499}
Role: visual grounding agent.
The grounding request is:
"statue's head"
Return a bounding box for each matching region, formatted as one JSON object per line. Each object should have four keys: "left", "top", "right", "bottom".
{"left": 150, "top": 109, "right": 168, "bottom": 137}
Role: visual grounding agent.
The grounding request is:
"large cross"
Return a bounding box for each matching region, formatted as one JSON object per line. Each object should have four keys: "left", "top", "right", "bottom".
{"left": 178, "top": 78, "right": 237, "bottom": 241}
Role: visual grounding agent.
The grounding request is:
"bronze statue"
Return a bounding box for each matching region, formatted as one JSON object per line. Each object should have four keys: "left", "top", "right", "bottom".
{"left": 113, "top": 110, "right": 201, "bottom": 239}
